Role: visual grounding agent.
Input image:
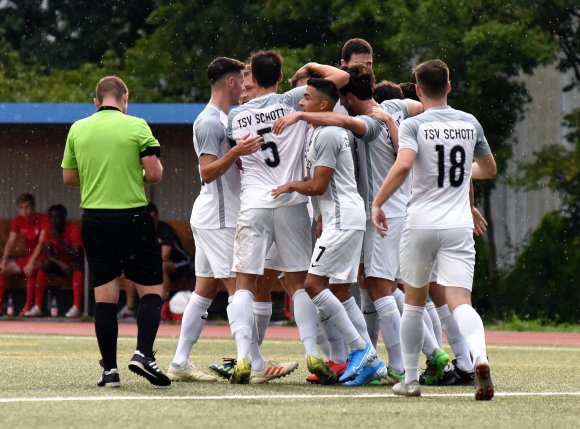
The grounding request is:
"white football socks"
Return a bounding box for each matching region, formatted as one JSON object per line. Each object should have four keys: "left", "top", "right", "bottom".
{"left": 253, "top": 301, "right": 272, "bottom": 346}
{"left": 437, "top": 304, "right": 473, "bottom": 371}
{"left": 320, "top": 312, "right": 348, "bottom": 363}
{"left": 293, "top": 289, "right": 320, "bottom": 357}
{"left": 453, "top": 304, "right": 488, "bottom": 365}
{"left": 312, "top": 289, "right": 365, "bottom": 350}
{"left": 316, "top": 316, "right": 332, "bottom": 359}
{"left": 392, "top": 288, "right": 405, "bottom": 314}
{"left": 172, "top": 292, "right": 212, "bottom": 366}
{"left": 401, "top": 303, "right": 425, "bottom": 384}
{"left": 375, "top": 295, "right": 404, "bottom": 374}
{"left": 359, "top": 288, "right": 379, "bottom": 347}
{"left": 227, "top": 289, "right": 254, "bottom": 363}
{"left": 426, "top": 301, "right": 443, "bottom": 348}
{"left": 342, "top": 296, "right": 372, "bottom": 345}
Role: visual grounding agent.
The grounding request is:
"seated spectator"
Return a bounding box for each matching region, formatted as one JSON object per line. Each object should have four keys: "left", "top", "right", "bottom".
{"left": 36, "top": 204, "right": 84, "bottom": 318}
{"left": 0, "top": 193, "right": 49, "bottom": 316}
{"left": 118, "top": 203, "right": 195, "bottom": 320}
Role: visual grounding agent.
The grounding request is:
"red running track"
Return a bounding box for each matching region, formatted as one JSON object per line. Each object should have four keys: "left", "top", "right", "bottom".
{"left": 1, "top": 320, "right": 580, "bottom": 346}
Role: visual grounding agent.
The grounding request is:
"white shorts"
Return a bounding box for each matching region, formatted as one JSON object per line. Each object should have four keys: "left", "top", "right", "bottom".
{"left": 309, "top": 229, "right": 364, "bottom": 282}
{"left": 400, "top": 227, "right": 475, "bottom": 290}
{"left": 363, "top": 217, "right": 404, "bottom": 281}
{"left": 192, "top": 226, "right": 236, "bottom": 279}
{"left": 233, "top": 203, "right": 312, "bottom": 275}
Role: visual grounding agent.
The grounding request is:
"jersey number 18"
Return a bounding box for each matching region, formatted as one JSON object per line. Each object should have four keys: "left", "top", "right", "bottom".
{"left": 435, "top": 144, "right": 465, "bottom": 187}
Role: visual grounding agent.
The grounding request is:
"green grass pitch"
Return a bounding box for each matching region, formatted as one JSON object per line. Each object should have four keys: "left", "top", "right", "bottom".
{"left": 1, "top": 333, "right": 580, "bottom": 429}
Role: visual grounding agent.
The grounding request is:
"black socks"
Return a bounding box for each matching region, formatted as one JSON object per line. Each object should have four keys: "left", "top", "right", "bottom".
{"left": 136, "top": 294, "right": 163, "bottom": 357}
{"left": 94, "top": 303, "right": 118, "bottom": 371}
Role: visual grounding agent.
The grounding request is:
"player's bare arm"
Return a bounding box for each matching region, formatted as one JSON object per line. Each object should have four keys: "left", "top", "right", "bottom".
{"left": 471, "top": 154, "right": 497, "bottom": 179}
{"left": 199, "top": 134, "right": 263, "bottom": 184}
{"left": 290, "top": 62, "right": 350, "bottom": 89}
{"left": 23, "top": 229, "right": 46, "bottom": 277}
{"left": 62, "top": 168, "right": 80, "bottom": 186}
{"left": 470, "top": 180, "right": 488, "bottom": 236}
{"left": 405, "top": 99, "right": 424, "bottom": 117}
{"left": 273, "top": 111, "right": 366, "bottom": 136}
{"left": 371, "top": 148, "right": 416, "bottom": 237}
{"left": 369, "top": 106, "right": 399, "bottom": 151}
{"left": 142, "top": 155, "right": 163, "bottom": 184}
{"left": 271, "top": 166, "right": 333, "bottom": 198}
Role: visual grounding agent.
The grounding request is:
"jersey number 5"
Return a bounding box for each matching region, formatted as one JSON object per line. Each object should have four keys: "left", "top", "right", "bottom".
{"left": 435, "top": 145, "right": 466, "bottom": 187}
{"left": 257, "top": 127, "right": 280, "bottom": 168}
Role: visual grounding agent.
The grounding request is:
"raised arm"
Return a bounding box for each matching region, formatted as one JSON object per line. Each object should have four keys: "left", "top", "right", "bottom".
{"left": 291, "top": 63, "right": 350, "bottom": 89}
{"left": 369, "top": 106, "right": 399, "bottom": 152}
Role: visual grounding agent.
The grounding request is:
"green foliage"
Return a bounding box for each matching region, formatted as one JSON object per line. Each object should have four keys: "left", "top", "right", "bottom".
{"left": 487, "top": 315, "right": 580, "bottom": 332}
{"left": 0, "top": 0, "right": 154, "bottom": 69}
{"left": 501, "top": 212, "right": 580, "bottom": 322}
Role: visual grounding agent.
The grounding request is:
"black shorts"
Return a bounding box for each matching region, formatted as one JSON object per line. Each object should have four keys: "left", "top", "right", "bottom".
{"left": 82, "top": 207, "right": 163, "bottom": 287}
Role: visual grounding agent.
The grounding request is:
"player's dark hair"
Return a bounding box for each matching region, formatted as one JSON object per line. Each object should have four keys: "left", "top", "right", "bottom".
{"left": 412, "top": 60, "right": 449, "bottom": 98}
{"left": 341, "top": 38, "right": 373, "bottom": 63}
{"left": 399, "top": 82, "right": 420, "bottom": 101}
{"left": 250, "top": 50, "right": 283, "bottom": 88}
{"left": 16, "top": 193, "right": 35, "bottom": 207}
{"left": 339, "top": 64, "right": 375, "bottom": 101}
{"left": 95, "top": 76, "right": 128, "bottom": 103}
{"left": 307, "top": 78, "right": 339, "bottom": 106}
{"left": 207, "top": 57, "right": 245, "bottom": 85}
{"left": 48, "top": 204, "right": 67, "bottom": 218}
{"left": 373, "top": 80, "right": 404, "bottom": 103}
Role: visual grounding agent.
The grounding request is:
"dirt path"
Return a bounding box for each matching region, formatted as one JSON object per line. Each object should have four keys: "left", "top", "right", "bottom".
{"left": 1, "top": 320, "right": 580, "bottom": 346}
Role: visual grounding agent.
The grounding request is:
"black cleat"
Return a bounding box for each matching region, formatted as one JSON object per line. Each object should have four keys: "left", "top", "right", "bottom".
{"left": 452, "top": 359, "right": 475, "bottom": 386}
{"left": 97, "top": 369, "right": 121, "bottom": 388}
{"left": 128, "top": 351, "right": 171, "bottom": 387}
{"left": 419, "top": 364, "right": 456, "bottom": 385}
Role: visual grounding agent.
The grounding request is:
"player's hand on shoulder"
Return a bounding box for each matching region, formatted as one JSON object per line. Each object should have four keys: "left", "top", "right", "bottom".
{"left": 236, "top": 134, "right": 263, "bottom": 156}
{"left": 369, "top": 106, "right": 392, "bottom": 123}
{"left": 371, "top": 204, "right": 388, "bottom": 238}
{"left": 471, "top": 207, "right": 488, "bottom": 236}
{"left": 273, "top": 113, "right": 300, "bottom": 135}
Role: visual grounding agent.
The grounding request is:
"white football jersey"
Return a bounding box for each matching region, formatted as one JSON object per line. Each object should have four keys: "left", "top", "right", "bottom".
{"left": 227, "top": 87, "right": 308, "bottom": 210}
{"left": 398, "top": 105, "right": 492, "bottom": 229}
{"left": 355, "top": 99, "right": 411, "bottom": 219}
{"left": 190, "top": 104, "right": 241, "bottom": 229}
{"left": 307, "top": 126, "right": 366, "bottom": 231}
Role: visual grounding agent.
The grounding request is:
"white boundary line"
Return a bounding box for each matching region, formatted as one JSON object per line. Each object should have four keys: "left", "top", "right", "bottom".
{"left": 1, "top": 392, "right": 580, "bottom": 404}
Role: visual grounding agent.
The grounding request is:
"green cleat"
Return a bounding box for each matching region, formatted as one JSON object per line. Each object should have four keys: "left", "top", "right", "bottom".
{"left": 306, "top": 355, "right": 338, "bottom": 385}
{"left": 369, "top": 366, "right": 405, "bottom": 386}
{"left": 424, "top": 348, "right": 450, "bottom": 385}
{"left": 229, "top": 358, "right": 251, "bottom": 384}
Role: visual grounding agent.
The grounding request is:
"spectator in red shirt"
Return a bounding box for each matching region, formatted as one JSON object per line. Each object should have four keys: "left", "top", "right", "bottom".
{"left": 37, "top": 204, "right": 84, "bottom": 318}
{"left": 0, "top": 193, "right": 49, "bottom": 316}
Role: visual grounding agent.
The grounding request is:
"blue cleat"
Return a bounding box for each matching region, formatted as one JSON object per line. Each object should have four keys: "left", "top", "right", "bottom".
{"left": 339, "top": 343, "right": 377, "bottom": 383}
{"left": 342, "top": 360, "right": 387, "bottom": 386}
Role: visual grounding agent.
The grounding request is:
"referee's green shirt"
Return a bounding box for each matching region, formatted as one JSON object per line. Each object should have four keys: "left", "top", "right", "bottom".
{"left": 61, "top": 108, "right": 161, "bottom": 209}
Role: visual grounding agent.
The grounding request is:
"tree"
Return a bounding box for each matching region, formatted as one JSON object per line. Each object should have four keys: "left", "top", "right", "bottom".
{"left": 0, "top": 0, "right": 154, "bottom": 70}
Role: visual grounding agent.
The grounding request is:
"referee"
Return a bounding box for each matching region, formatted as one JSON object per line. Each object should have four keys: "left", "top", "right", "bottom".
{"left": 62, "top": 76, "right": 171, "bottom": 387}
